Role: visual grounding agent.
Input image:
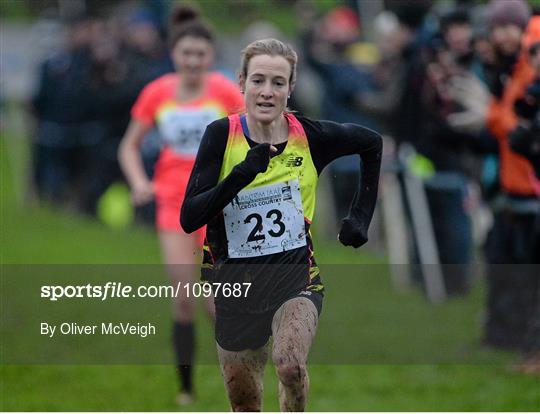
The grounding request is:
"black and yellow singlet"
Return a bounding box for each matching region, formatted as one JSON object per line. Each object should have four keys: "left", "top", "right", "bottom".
{"left": 181, "top": 112, "right": 382, "bottom": 313}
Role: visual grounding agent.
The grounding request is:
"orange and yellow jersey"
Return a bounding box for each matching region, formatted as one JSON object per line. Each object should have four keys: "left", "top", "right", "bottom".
{"left": 181, "top": 113, "right": 382, "bottom": 312}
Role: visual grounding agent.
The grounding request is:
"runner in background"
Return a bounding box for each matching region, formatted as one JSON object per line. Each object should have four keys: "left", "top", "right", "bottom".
{"left": 118, "top": 4, "right": 243, "bottom": 405}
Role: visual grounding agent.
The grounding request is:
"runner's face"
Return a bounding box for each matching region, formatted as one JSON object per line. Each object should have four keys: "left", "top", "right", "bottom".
{"left": 242, "top": 54, "right": 293, "bottom": 124}
{"left": 172, "top": 36, "right": 214, "bottom": 85}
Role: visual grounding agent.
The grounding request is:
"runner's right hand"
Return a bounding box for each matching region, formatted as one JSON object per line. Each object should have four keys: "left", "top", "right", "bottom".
{"left": 243, "top": 143, "right": 278, "bottom": 175}
{"left": 131, "top": 180, "right": 155, "bottom": 206}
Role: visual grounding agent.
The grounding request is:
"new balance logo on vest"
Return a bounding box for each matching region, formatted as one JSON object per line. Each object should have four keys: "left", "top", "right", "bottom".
{"left": 286, "top": 156, "right": 303, "bottom": 167}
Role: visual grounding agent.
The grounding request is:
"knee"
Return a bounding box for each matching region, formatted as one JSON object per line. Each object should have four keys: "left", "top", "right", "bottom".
{"left": 228, "top": 385, "right": 261, "bottom": 412}
{"left": 275, "top": 362, "right": 306, "bottom": 386}
{"left": 230, "top": 400, "right": 261, "bottom": 412}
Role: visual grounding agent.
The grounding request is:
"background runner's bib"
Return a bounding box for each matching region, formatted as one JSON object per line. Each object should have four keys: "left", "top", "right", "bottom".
{"left": 157, "top": 106, "right": 221, "bottom": 156}
{"left": 223, "top": 179, "right": 306, "bottom": 258}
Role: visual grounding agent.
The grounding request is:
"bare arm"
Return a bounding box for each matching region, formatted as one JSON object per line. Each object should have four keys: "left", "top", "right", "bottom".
{"left": 118, "top": 119, "right": 154, "bottom": 205}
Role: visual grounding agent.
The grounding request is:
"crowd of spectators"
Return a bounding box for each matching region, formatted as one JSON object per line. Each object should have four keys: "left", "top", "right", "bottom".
{"left": 28, "top": 0, "right": 539, "bottom": 373}
{"left": 31, "top": 4, "right": 172, "bottom": 217}
{"left": 301, "top": 0, "right": 539, "bottom": 373}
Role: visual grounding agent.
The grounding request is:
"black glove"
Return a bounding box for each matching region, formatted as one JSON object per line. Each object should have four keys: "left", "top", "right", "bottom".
{"left": 240, "top": 143, "right": 275, "bottom": 176}
{"left": 338, "top": 217, "right": 368, "bottom": 248}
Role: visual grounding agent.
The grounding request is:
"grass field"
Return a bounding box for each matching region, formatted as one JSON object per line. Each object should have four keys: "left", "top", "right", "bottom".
{"left": 1, "top": 139, "right": 539, "bottom": 411}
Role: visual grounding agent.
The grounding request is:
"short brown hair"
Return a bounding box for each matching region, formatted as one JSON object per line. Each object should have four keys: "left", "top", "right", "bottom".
{"left": 239, "top": 38, "right": 298, "bottom": 85}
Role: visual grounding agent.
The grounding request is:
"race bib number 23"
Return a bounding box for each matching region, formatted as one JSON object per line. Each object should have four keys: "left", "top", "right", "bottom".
{"left": 223, "top": 180, "right": 306, "bottom": 258}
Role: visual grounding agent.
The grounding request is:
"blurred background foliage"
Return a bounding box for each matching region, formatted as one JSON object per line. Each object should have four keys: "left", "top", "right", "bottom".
{"left": 0, "top": 0, "right": 342, "bottom": 34}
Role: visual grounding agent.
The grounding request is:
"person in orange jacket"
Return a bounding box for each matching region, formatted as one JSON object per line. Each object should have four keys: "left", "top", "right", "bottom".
{"left": 483, "top": 0, "right": 539, "bottom": 364}
{"left": 508, "top": 34, "right": 540, "bottom": 376}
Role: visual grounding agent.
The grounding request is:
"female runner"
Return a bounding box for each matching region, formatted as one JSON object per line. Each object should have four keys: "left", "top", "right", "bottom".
{"left": 118, "top": 5, "right": 243, "bottom": 405}
{"left": 181, "top": 38, "right": 381, "bottom": 411}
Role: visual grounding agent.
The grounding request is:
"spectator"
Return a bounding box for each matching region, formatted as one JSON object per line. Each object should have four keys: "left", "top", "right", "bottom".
{"left": 508, "top": 27, "right": 540, "bottom": 374}
{"left": 413, "top": 7, "right": 482, "bottom": 295}
{"left": 31, "top": 14, "right": 105, "bottom": 209}
{"left": 483, "top": 0, "right": 538, "bottom": 351}
{"left": 305, "top": 6, "right": 379, "bottom": 221}
{"left": 83, "top": 15, "right": 160, "bottom": 215}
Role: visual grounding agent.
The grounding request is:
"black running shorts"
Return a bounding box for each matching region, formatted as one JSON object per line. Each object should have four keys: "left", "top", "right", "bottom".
{"left": 215, "top": 289, "right": 323, "bottom": 352}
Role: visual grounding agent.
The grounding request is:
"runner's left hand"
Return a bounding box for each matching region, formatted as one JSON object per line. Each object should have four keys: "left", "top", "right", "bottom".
{"left": 338, "top": 217, "right": 368, "bottom": 248}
